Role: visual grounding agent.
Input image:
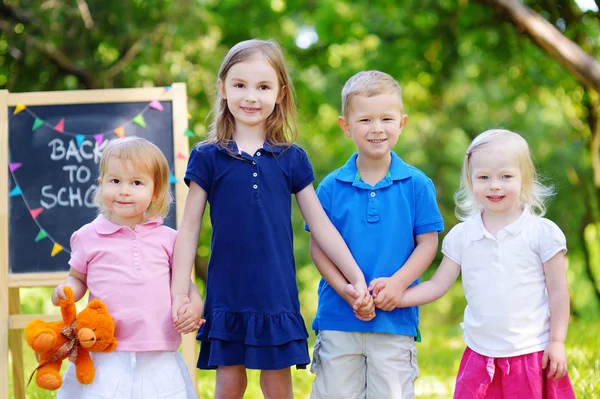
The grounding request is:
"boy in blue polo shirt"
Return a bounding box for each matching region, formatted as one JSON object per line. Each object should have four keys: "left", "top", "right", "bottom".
{"left": 308, "top": 70, "right": 444, "bottom": 399}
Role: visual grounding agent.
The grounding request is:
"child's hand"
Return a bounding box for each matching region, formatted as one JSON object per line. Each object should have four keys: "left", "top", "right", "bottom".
{"left": 51, "top": 284, "right": 67, "bottom": 306}
{"left": 171, "top": 294, "right": 190, "bottom": 324}
{"left": 542, "top": 341, "right": 568, "bottom": 381}
{"left": 368, "top": 277, "right": 405, "bottom": 311}
{"left": 342, "top": 284, "right": 376, "bottom": 321}
{"left": 174, "top": 295, "right": 205, "bottom": 334}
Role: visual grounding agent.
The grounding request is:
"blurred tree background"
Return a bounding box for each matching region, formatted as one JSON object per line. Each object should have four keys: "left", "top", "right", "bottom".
{"left": 2, "top": 0, "right": 599, "bottom": 397}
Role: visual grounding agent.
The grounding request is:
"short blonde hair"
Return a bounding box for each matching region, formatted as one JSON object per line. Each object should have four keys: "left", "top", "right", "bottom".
{"left": 455, "top": 129, "right": 554, "bottom": 220}
{"left": 94, "top": 136, "right": 172, "bottom": 219}
{"left": 341, "top": 70, "right": 404, "bottom": 117}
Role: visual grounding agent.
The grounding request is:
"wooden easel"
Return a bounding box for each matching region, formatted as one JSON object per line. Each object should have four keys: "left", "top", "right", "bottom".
{"left": 1, "top": 84, "right": 198, "bottom": 398}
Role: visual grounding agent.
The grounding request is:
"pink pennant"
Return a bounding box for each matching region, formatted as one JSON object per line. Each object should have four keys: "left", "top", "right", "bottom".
{"left": 149, "top": 100, "right": 164, "bottom": 111}
{"left": 9, "top": 163, "right": 22, "bottom": 172}
{"left": 54, "top": 118, "right": 65, "bottom": 133}
{"left": 94, "top": 134, "right": 105, "bottom": 146}
{"left": 176, "top": 152, "right": 188, "bottom": 160}
{"left": 30, "top": 207, "right": 44, "bottom": 219}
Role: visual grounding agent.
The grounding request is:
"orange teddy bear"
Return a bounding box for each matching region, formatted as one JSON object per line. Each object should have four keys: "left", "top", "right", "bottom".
{"left": 25, "top": 286, "right": 118, "bottom": 390}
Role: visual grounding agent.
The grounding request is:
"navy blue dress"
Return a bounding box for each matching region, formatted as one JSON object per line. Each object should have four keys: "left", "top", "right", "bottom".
{"left": 184, "top": 141, "right": 313, "bottom": 370}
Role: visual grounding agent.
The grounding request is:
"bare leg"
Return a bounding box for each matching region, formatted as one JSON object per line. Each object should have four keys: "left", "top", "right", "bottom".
{"left": 260, "top": 368, "right": 293, "bottom": 399}
{"left": 215, "top": 365, "right": 247, "bottom": 399}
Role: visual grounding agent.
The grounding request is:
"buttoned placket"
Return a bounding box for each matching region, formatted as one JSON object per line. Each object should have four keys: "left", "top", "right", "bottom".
{"left": 132, "top": 231, "right": 142, "bottom": 277}
{"left": 252, "top": 151, "right": 261, "bottom": 199}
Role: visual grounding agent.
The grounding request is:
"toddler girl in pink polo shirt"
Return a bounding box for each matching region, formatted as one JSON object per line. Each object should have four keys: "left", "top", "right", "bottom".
{"left": 374, "top": 129, "right": 576, "bottom": 398}
{"left": 51, "top": 136, "right": 202, "bottom": 399}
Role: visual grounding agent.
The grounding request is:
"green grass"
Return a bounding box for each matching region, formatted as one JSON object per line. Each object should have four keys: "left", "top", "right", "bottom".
{"left": 10, "top": 286, "right": 600, "bottom": 399}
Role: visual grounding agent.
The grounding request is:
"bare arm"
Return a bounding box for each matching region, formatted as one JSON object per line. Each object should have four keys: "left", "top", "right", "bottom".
{"left": 389, "top": 232, "right": 439, "bottom": 289}
{"left": 171, "top": 182, "right": 207, "bottom": 320}
{"left": 51, "top": 268, "right": 87, "bottom": 305}
{"left": 296, "top": 184, "right": 364, "bottom": 285}
{"left": 398, "top": 255, "right": 461, "bottom": 307}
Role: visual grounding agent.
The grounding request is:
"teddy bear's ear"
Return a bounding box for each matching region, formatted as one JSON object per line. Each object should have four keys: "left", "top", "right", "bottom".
{"left": 87, "top": 299, "right": 108, "bottom": 313}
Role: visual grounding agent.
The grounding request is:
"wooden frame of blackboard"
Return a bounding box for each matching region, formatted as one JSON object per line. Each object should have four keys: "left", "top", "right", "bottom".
{"left": 1, "top": 83, "right": 198, "bottom": 398}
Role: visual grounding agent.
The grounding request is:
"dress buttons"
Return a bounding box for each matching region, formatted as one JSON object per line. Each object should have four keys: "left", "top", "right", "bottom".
{"left": 134, "top": 253, "right": 139, "bottom": 257}
{"left": 134, "top": 261, "right": 140, "bottom": 266}
{"left": 133, "top": 242, "right": 138, "bottom": 248}
{"left": 132, "top": 234, "right": 136, "bottom": 240}
{"left": 252, "top": 161, "right": 256, "bottom": 165}
{"left": 253, "top": 184, "right": 258, "bottom": 189}
{"left": 253, "top": 172, "right": 258, "bottom": 177}
{"left": 370, "top": 192, "right": 376, "bottom": 197}
{"left": 256, "top": 151, "right": 261, "bottom": 156}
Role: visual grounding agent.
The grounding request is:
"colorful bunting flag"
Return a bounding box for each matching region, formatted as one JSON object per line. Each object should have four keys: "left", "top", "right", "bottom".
{"left": 133, "top": 114, "right": 146, "bottom": 128}
{"left": 32, "top": 118, "right": 44, "bottom": 131}
{"left": 114, "top": 127, "right": 125, "bottom": 138}
{"left": 169, "top": 174, "right": 179, "bottom": 184}
{"left": 9, "top": 186, "right": 22, "bottom": 196}
{"left": 54, "top": 118, "right": 65, "bottom": 133}
{"left": 76, "top": 134, "right": 85, "bottom": 148}
{"left": 187, "top": 112, "right": 192, "bottom": 119}
{"left": 184, "top": 129, "right": 196, "bottom": 137}
{"left": 94, "top": 133, "right": 105, "bottom": 146}
{"left": 35, "top": 229, "right": 48, "bottom": 242}
{"left": 51, "top": 243, "right": 64, "bottom": 257}
{"left": 176, "top": 152, "right": 187, "bottom": 160}
{"left": 149, "top": 100, "right": 164, "bottom": 111}
{"left": 165, "top": 85, "right": 172, "bottom": 91}
{"left": 30, "top": 208, "right": 44, "bottom": 219}
{"left": 9, "top": 163, "right": 22, "bottom": 172}
{"left": 14, "top": 103, "right": 26, "bottom": 115}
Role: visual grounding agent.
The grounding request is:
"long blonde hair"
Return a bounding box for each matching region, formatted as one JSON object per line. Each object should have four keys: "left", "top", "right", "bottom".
{"left": 455, "top": 129, "right": 554, "bottom": 221}
{"left": 207, "top": 39, "right": 298, "bottom": 147}
{"left": 94, "top": 136, "right": 172, "bottom": 219}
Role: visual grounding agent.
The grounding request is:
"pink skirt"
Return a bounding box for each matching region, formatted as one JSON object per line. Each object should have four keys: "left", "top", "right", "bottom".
{"left": 454, "top": 347, "right": 575, "bottom": 399}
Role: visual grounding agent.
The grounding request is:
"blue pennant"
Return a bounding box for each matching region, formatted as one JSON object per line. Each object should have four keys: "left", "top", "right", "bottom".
{"left": 9, "top": 186, "right": 22, "bottom": 196}
{"left": 76, "top": 134, "right": 85, "bottom": 148}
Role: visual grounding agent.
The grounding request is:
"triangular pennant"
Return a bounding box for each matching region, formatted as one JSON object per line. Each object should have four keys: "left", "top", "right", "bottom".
{"left": 29, "top": 207, "right": 44, "bottom": 219}
{"left": 9, "top": 162, "right": 22, "bottom": 172}
{"left": 176, "top": 152, "right": 187, "bottom": 160}
{"left": 169, "top": 174, "right": 179, "bottom": 184}
{"left": 54, "top": 118, "right": 65, "bottom": 133}
{"left": 51, "top": 243, "right": 64, "bottom": 257}
{"left": 32, "top": 118, "right": 44, "bottom": 131}
{"left": 164, "top": 85, "right": 172, "bottom": 91}
{"left": 94, "top": 133, "right": 105, "bottom": 146}
{"left": 35, "top": 229, "right": 48, "bottom": 242}
{"left": 76, "top": 134, "right": 85, "bottom": 148}
{"left": 9, "top": 186, "right": 22, "bottom": 196}
{"left": 187, "top": 112, "right": 192, "bottom": 120}
{"left": 114, "top": 126, "right": 125, "bottom": 138}
{"left": 132, "top": 114, "right": 146, "bottom": 128}
{"left": 149, "top": 100, "right": 164, "bottom": 111}
{"left": 184, "top": 129, "right": 196, "bottom": 137}
{"left": 14, "top": 103, "right": 26, "bottom": 115}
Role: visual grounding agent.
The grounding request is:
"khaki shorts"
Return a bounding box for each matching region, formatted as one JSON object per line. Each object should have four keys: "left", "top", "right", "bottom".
{"left": 310, "top": 330, "right": 418, "bottom": 399}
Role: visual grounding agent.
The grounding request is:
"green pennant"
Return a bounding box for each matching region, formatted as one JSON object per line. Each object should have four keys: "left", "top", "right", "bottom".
{"left": 32, "top": 118, "right": 44, "bottom": 131}
{"left": 133, "top": 114, "right": 146, "bottom": 127}
{"left": 184, "top": 129, "right": 196, "bottom": 137}
{"left": 35, "top": 229, "right": 48, "bottom": 242}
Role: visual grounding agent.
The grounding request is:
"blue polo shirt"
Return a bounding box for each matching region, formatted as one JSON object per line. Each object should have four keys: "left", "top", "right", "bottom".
{"left": 185, "top": 141, "right": 314, "bottom": 352}
{"left": 311, "top": 152, "right": 443, "bottom": 337}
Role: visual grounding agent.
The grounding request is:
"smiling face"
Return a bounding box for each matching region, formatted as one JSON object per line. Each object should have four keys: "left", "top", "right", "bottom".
{"left": 338, "top": 93, "right": 408, "bottom": 162}
{"left": 218, "top": 54, "right": 283, "bottom": 136}
{"left": 98, "top": 156, "right": 155, "bottom": 229}
{"left": 470, "top": 143, "right": 523, "bottom": 219}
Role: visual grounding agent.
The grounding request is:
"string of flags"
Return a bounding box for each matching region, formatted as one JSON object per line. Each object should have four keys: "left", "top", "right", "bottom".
{"left": 8, "top": 85, "right": 196, "bottom": 257}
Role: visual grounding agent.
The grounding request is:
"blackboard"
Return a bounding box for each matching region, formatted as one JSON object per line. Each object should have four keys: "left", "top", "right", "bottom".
{"left": 6, "top": 87, "right": 188, "bottom": 275}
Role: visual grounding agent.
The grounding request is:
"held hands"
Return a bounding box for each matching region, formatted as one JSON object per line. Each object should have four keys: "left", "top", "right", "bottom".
{"left": 368, "top": 277, "right": 405, "bottom": 311}
{"left": 172, "top": 294, "right": 205, "bottom": 334}
{"left": 342, "top": 284, "right": 375, "bottom": 321}
{"left": 542, "top": 341, "right": 568, "bottom": 381}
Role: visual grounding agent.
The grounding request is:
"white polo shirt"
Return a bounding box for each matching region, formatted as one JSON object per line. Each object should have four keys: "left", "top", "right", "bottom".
{"left": 442, "top": 207, "right": 567, "bottom": 357}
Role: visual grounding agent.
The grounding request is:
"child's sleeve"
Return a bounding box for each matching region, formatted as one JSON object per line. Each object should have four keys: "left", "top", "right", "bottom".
{"left": 441, "top": 224, "right": 463, "bottom": 265}
{"left": 68, "top": 230, "right": 88, "bottom": 274}
{"left": 291, "top": 145, "right": 315, "bottom": 193}
{"left": 184, "top": 144, "right": 214, "bottom": 193}
{"left": 414, "top": 179, "right": 444, "bottom": 235}
{"left": 537, "top": 218, "right": 567, "bottom": 263}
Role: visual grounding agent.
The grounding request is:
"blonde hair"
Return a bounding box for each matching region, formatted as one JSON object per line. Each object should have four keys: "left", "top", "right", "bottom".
{"left": 341, "top": 70, "right": 404, "bottom": 117}
{"left": 207, "top": 39, "right": 298, "bottom": 148}
{"left": 455, "top": 129, "right": 554, "bottom": 221}
{"left": 94, "top": 136, "right": 172, "bottom": 219}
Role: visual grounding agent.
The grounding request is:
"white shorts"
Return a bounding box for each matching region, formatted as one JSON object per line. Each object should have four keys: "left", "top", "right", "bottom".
{"left": 57, "top": 351, "right": 197, "bottom": 399}
{"left": 310, "top": 330, "right": 418, "bottom": 399}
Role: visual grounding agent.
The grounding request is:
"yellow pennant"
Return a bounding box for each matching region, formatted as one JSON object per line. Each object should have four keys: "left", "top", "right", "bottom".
{"left": 51, "top": 243, "right": 64, "bottom": 257}
{"left": 187, "top": 111, "right": 192, "bottom": 119}
{"left": 14, "top": 103, "right": 26, "bottom": 115}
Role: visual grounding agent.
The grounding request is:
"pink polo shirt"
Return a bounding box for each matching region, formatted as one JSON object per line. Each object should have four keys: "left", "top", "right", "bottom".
{"left": 69, "top": 215, "right": 181, "bottom": 352}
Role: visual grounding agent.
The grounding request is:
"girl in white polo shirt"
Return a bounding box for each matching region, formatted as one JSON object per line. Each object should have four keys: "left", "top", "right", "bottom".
{"left": 50, "top": 137, "right": 202, "bottom": 399}
{"left": 374, "top": 129, "right": 575, "bottom": 398}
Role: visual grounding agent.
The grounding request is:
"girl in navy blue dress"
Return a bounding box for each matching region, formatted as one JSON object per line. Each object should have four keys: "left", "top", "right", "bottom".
{"left": 170, "top": 39, "right": 374, "bottom": 399}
